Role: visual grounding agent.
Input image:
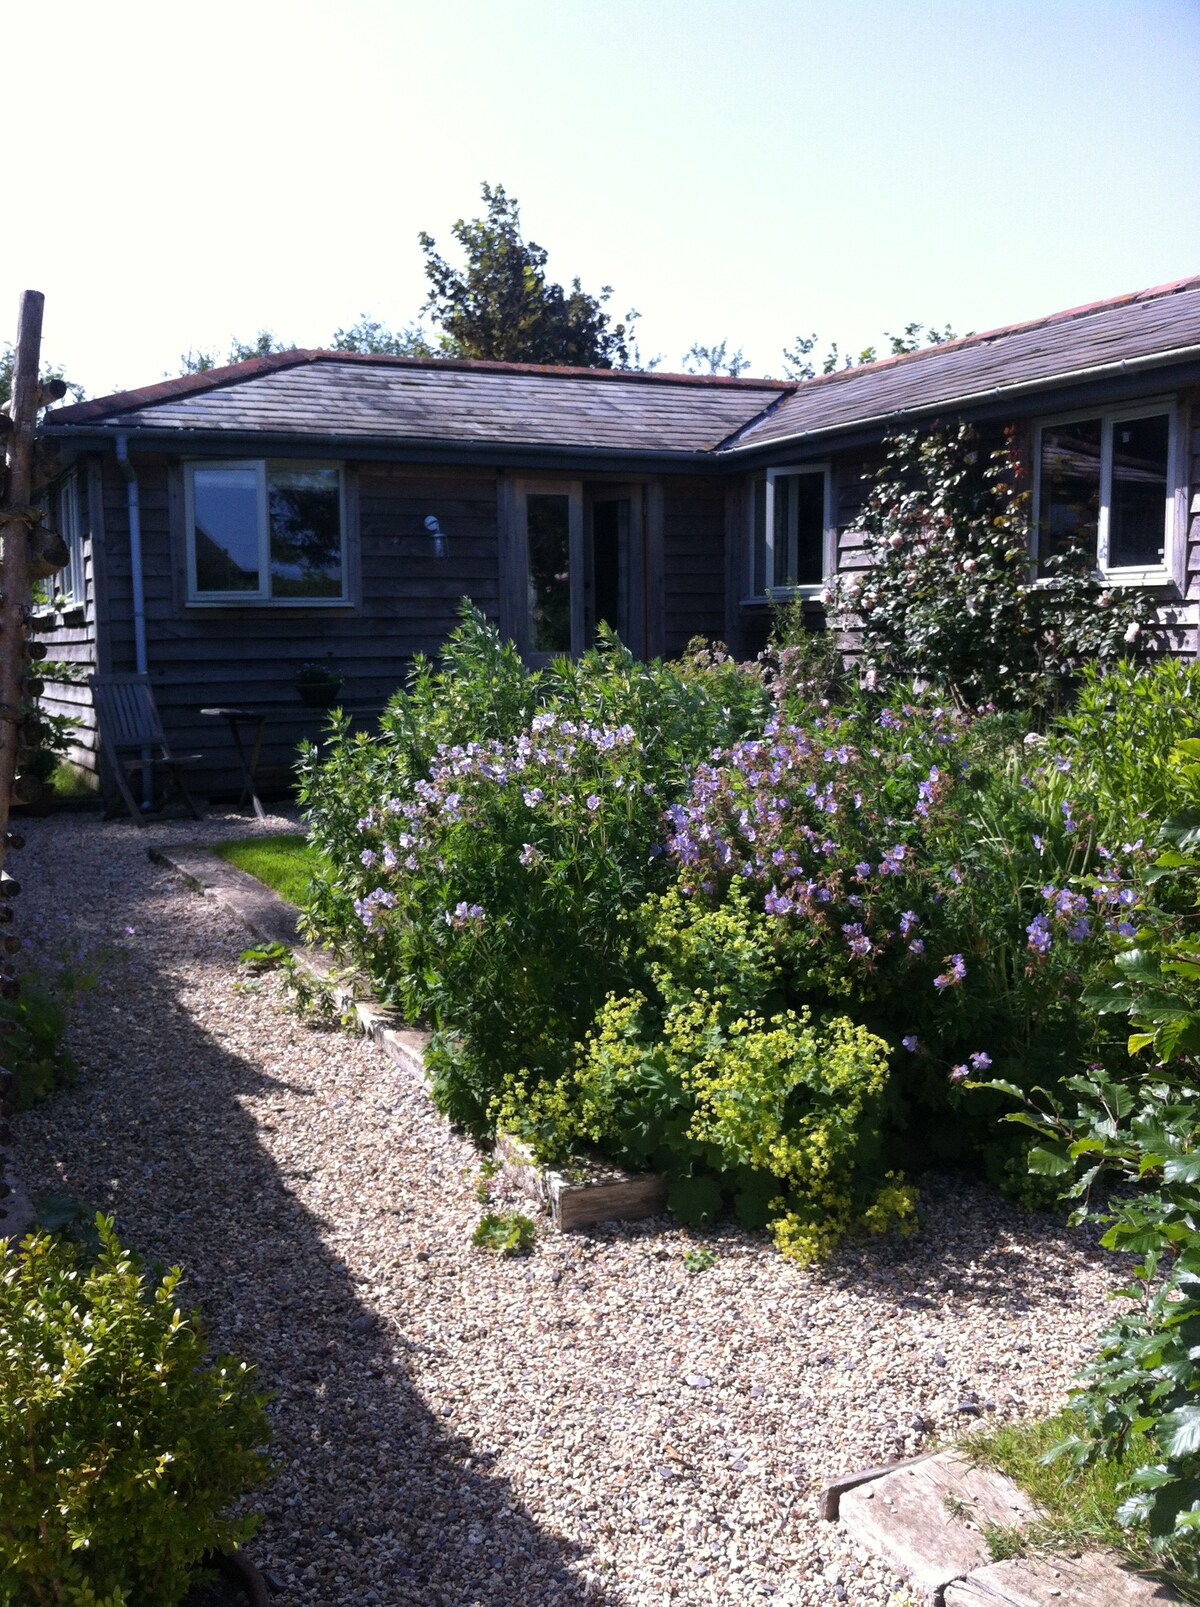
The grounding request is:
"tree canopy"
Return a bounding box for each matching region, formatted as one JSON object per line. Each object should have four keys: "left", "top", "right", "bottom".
{"left": 179, "top": 330, "right": 297, "bottom": 376}
{"left": 417, "top": 182, "right": 635, "bottom": 367}
{"left": 330, "top": 316, "right": 435, "bottom": 359}
{"left": 780, "top": 321, "right": 962, "bottom": 381}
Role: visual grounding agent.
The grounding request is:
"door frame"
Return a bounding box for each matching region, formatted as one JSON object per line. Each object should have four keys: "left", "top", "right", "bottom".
{"left": 499, "top": 474, "right": 660, "bottom": 662}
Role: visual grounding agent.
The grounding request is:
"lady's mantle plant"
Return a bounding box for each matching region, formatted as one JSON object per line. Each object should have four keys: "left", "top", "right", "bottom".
{"left": 827, "top": 422, "right": 1149, "bottom": 712}
{"left": 497, "top": 880, "right": 914, "bottom": 1263}
{"left": 0, "top": 1219, "right": 270, "bottom": 1606}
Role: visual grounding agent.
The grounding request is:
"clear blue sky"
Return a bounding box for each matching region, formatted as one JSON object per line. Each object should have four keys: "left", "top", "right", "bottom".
{"left": 6, "top": 0, "right": 1199, "bottom": 396}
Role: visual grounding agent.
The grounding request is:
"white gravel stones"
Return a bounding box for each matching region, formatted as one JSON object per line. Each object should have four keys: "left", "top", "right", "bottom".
{"left": 11, "top": 811, "right": 1126, "bottom": 1607}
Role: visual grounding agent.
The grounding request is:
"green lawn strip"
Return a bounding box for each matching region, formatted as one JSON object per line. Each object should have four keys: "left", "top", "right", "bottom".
{"left": 212, "top": 834, "right": 317, "bottom": 909}
{"left": 964, "top": 1410, "right": 1196, "bottom": 1600}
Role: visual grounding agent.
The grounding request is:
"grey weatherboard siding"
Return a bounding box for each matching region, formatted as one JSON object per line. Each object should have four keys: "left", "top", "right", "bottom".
{"left": 37, "top": 275, "right": 1200, "bottom": 804}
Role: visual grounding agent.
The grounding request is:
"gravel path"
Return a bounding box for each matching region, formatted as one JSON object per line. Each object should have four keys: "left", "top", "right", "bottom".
{"left": 11, "top": 811, "right": 1125, "bottom": 1607}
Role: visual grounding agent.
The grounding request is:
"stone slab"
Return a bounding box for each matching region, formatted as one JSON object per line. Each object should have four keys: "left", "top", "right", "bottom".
{"left": 943, "top": 1548, "right": 1181, "bottom": 1605}
{"left": 839, "top": 1450, "right": 1039, "bottom": 1601}
{"left": 820, "top": 1450, "right": 942, "bottom": 1520}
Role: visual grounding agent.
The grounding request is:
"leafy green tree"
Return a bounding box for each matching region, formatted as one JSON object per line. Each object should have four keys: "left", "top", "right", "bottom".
{"left": 419, "top": 182, "right": 635, "bottom": 367}
{"left": 682, "top": 340, "right": 751, "bottom": 377}
{"left": 179, "top": 329, "right": 295, "bottom": 376}
{"left": 330, "top": 316, "right": 436, "bottom": 358}
{"left": 781, "top": 322, "right": 961, "bottom": 381}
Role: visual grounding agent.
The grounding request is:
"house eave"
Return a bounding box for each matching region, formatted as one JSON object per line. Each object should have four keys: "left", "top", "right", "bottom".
{"left": 717, "top": 345, "right": 1200, "bottom": 460}
{"left": 37, "top": 426, "right": 723, "bottom": 476}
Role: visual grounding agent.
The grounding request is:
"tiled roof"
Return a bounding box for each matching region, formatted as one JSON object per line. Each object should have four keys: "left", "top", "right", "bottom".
{"left": 723, "top": 276, "right": 1200, "bottom": 453}
{"left": 45, "top": 353, "right": 790, "bottom": 456}
{"left": 43, "top": 277, "right": 1200, "bottom": 459}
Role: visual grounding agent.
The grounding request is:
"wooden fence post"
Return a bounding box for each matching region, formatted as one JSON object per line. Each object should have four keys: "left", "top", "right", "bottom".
{"left": 0, "top": 290, "right": 65, "bottom": 1236}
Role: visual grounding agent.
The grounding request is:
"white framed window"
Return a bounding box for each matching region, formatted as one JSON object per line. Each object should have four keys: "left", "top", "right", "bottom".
{"left": 184, "top": 460, "right": 348, "bottom": 605}
{"left": 1033, "top": 401, "right": 1181, "bottom": 585}
{"left": 747, "top": 465, "right": 832, "bottom": 599}
{"left": 57, "top": 473, "right": 86, "bottom": 608}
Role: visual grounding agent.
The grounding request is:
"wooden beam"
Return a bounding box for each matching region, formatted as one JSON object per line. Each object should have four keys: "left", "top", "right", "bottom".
{"left": 0, "top": 291, "right": 47, "bottom": 1236}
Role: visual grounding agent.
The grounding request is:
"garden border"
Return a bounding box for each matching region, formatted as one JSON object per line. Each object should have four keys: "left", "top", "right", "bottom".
{"left": 148, "top": 845, "right": 670, "bottom": 1230}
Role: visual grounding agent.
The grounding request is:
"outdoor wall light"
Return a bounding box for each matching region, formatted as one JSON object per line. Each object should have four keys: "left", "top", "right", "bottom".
{"left": 424, "top": 515, "right": 447, "bottom": 559}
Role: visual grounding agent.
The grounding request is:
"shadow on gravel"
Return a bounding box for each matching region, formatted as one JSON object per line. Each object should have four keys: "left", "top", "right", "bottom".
{"left": 28, "top": 914, "right": 610, "bottom": 1607}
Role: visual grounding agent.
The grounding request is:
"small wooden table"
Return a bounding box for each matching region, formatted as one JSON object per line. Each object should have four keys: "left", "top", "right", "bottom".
{"left": 200, "top": 707, "right": 267, "bottom": 820}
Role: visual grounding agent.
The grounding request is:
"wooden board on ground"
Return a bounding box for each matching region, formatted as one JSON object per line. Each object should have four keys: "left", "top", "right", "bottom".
{"left": 495, "top": 1132, "right": 668, "bottom": 1230}
{"left": 149, "top": 847, "right": 299, "bottom": 949}
{"left": 838, "top": 1450, "right": 1039, "bottom": 1600}
{"left": 942, "top": 1548, "right": 1182, "bottom": 1605}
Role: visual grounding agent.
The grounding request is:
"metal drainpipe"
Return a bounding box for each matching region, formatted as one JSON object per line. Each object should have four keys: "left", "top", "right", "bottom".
{"left": 114, "top": 436, "right": 152, "bottom": 808}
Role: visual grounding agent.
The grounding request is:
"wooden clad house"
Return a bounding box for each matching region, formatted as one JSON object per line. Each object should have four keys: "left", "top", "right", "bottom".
{"left": 37, "top": 275, "right": 1200, "bottom": 803}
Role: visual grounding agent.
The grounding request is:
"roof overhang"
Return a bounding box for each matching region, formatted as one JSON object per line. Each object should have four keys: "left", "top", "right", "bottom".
{"left": 38, "top": 425, "right": 725, "bottom": 477}
{"left": 720, "top": 344, "right": 1200, "bottom": 462}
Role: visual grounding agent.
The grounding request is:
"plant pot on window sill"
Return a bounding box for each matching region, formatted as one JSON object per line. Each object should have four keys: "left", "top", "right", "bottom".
{"left": 295, "top": 659, "right": 345, "bottom": 708}
{"left": 296, "top": 682, "right": 345, "bottom": 709}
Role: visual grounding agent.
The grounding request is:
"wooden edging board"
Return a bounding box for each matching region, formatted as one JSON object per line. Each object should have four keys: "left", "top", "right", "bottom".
{"left": 149, "top": 845, "right": 668, "bottom": 1229}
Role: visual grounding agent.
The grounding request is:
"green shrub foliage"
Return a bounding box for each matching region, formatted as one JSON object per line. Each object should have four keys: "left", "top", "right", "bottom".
{"left": 496, "top": 882, "right": 915, "bottom": 1263}
{"left": 300, "top": 596, "right": 1196, "bottom": 1264}
{"left": 827, "top": 422, "right": 1150, "bottom": 712}
{"left": 980, "top": 759, "right": 1200, "bottom": 1572}
{"left": 0, "top": 1220, "right": 270, "bottom": 1606}
{"left": 299, "top": 605, "right": 769, "bottom": 1133}
{"left": 1042, "top": 659, "right": 1200, "bottom": 844}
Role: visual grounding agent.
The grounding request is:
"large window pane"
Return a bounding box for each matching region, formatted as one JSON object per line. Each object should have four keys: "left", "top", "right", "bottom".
{"left": 1109, "top": 413, "right": 1169, "bottom": 569}
{"left": 1038, "top": 420, "right": 1101, "bottom": 567}
{"left": 527, "top": 493, "right": 571, "bottom": 652}
{"left": 269, "top": 466, "right": 343, "bottom": 598}
{"left": 774, "top": 472, "right": 825, "bottom": 587}
{"left": 193, "top": 466, "right": 260, "bottom": 592}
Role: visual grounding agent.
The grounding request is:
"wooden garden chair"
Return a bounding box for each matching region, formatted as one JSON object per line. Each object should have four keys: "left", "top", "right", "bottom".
{"left": 89, "top": 673, "right": 204, "bottom": 825}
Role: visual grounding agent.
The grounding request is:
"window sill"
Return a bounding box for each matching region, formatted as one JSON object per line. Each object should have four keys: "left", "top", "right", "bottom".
{"left": 1100, "top": 567, "right": 1174, "bottom": 589}
{"left": 185, "top": 597, "right": 354, "bottom": 610}
{"left": 30, "top": 604, "right": 86, "bottom": 629}
{"left": 1032, "top": 569, "right": 1175, "bottom": 592}
{"left": 741, "top": 587, "right": 827, "bottom": 606}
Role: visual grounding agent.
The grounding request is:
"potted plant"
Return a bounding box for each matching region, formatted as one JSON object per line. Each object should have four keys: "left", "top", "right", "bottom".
{"left": 10, "top": 742, "right": 58, "bottom": 814}
{"left": 0, "top": 1218, "right": 272, "bottom": 1605}
{"left": 295, "top": 658, "right": 346, "bottom": 708}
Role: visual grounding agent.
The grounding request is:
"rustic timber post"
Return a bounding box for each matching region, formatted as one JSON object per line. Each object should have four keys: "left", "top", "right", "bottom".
{"left": 0, "top": 290, "right": 67, "bottom": 1235}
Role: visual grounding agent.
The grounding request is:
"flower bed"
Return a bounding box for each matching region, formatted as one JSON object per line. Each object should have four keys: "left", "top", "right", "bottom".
{"left": 298, "top": 600, "right": 1198, "bottom": 1277}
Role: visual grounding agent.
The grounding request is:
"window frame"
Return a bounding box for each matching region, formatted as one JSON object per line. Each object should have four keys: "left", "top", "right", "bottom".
{"left": 57, "top": 472, "right": 86, "bottom": 610}
{"left": 183, "top": 458, "right": 350, "bottom": 607}
{"left": 745, "top": 463, "right": 834, "bottom": 602}
{"left": 1031, "top": 399, "right": 1182, "bottom": 588}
